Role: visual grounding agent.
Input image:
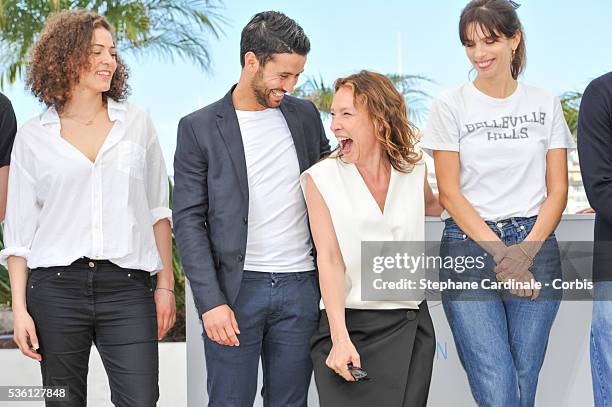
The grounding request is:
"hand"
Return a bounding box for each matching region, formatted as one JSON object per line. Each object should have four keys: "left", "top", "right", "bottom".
{"left": 502, "top": 269, "right": 541, "bottom": 300}
{"left": 202, "top": 304, "right": 240, "bottom": 346}
{"left": 494, "top": 243, "right": 537, "bottom": 281}
{"left": 13, "top": 310, "right": 42, "bottom": 362}
{"left": 326, "top": 339, "right": 361, "bottom": 382}
{"left": 154, "top": 288, "right": 176, "bottom": 340}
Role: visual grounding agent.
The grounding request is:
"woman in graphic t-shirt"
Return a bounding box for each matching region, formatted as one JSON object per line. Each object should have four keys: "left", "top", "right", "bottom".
{"left": 420, "top": 1, "right": 574, "bottom": 406}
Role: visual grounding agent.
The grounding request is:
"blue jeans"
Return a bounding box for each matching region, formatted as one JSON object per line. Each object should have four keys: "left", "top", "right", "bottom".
{"left": 203, "top": 270, "right": 320, "bottom": 407}
{"left": 440, "top": 216, "right": 561, "bottom": 407}
{"left": 592, "top": 281, "right": 612, "bottom": 406}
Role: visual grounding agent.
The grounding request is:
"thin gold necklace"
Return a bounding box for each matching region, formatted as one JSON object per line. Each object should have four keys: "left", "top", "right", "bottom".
{"left": 62, "top": 104, "right": 105, "bottom": 126}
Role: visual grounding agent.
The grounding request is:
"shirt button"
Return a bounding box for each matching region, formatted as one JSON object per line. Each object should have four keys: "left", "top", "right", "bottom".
{"left": 406, "top": 310, "right": 417, "bottom": 321}
{"left": 88, "top": 261, "right": 95, "bottom": 268}
{"left": 243, "top": 217, "right": 248, "bottom": 224}
{"left": 496, "top": 222, "right": 503, "bottom": 228}
{"left": 237, "top": 254, "right": 244, "bottom": 262}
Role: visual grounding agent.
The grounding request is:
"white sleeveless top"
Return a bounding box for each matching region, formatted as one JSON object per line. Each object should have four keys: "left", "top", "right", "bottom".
{"left": 301, "top": 156, "right": 425, "bottom": 310}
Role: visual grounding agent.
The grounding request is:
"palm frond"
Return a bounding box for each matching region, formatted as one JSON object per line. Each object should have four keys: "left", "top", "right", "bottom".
{"left": 0, "top": 0, "right": 226, "bottom": 87}
{"left": 560, "top": 91, "right": 582, "bottom": 137}
{"left": 293, "top": 76, "right": 334, "bottom": 114}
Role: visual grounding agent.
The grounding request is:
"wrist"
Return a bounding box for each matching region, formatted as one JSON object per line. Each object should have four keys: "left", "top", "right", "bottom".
{"left": 489, "top": 242, "right": 508, "bottom": 263}
{"left": 155, "top": 287, "right": 175, "bottom": 295}
{"left": 156, "top": 276, "right": 175, "bottom": 290}
{"left": 331, "top": 332, "right": 351, "bottom": 344}
{"left": 520, "top": 239, "right": 542, "bottom": 259}
{"left": 11, "top": 303, "right": 28, "bottom": 315}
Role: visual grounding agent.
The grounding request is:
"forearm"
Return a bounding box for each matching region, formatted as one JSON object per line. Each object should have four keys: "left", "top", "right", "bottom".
{"left": 318, "top": 258, "right": 349, "bottom": 343}
{"left": 441, "top": 189, "right": 505, "bottom": 257}
{"left": 425, "top": 192, "right": 444, "bottom": 216}
{"left": 173, "top": 210, "right": 227, "bottom": 315}
{"left": 7, "top": 256, "right": 28, "bottom": 314}
{"left": 523, "top": 189, "right": 566, "bottom": 255}
{"left": 173, "top": 119, "right": 227, "bottom": 314}
{"left": 153, "top": 219, "right": 174, "bottom": 289}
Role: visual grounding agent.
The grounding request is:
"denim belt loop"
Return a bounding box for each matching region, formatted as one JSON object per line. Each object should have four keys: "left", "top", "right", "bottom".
{"left": 510, "top": 217, "right": 521, "bottom": 229}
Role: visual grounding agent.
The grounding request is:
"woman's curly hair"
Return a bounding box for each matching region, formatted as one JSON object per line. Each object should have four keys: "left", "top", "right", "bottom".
{"left": 333, "top": 70, "right": 422, "bottom": 173}
{"left": 26, "top": 9, "right": 129, "bottom": 113}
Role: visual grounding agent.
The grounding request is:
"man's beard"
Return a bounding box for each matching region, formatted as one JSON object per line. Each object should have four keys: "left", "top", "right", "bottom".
{"left": 250, "top": 70, "right": 282, "bottom": 109}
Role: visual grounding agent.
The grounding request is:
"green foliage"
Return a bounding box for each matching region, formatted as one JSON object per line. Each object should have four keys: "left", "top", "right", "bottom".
{"left": 560, "top": 91, "right": 582, "bottom": 137}
{"left": 0, "top": 0, "right": 226, "bottom": 87}
{"left": 293, "top": 76, "right": 334, "bottom": 114}
{"left": 385, "top": 74, "right": 433, "bottom": 125}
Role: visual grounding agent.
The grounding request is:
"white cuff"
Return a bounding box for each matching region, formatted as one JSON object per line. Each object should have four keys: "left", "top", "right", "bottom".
{"left": 150, "top": 207, "right": 172, "bottom": 227}
{"left": 0, "top": 246, "right": 30, "bottom": 267}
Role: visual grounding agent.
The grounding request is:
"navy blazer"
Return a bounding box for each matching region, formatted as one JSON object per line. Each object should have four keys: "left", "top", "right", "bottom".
{"left": 173, "top": 86, "right": 331, "bottom": 316}
{"left": 577, "top": 71, "right": 612, "bottom": 281}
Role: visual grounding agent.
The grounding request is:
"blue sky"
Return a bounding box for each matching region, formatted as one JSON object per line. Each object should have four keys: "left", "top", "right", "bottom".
{"left": 3, "top": 0, "right": 612, "bottom": 172}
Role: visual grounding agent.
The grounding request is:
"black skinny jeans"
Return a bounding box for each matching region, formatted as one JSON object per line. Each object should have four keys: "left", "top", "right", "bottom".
{"left": 27, "top": 258, "right": 159, "bottom": 406}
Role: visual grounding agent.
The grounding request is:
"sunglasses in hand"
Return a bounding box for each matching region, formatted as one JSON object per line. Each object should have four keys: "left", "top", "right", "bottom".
{"left": 347, "top": 362, "right": 370, "bottom": 382}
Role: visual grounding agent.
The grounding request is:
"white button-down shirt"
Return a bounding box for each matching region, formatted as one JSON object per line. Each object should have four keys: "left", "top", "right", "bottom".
{"left": 0, "top": 99, "right": 171, "bottom": 273}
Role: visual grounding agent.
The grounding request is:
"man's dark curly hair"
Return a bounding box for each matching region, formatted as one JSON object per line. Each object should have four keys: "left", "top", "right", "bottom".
{"left": 26, "top": 9, "right": 129, "bottom": 113}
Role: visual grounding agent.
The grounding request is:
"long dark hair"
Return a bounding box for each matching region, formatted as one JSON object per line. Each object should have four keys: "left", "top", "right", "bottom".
{"left": 459, "top": 0, "right": 526, "bottom": 79}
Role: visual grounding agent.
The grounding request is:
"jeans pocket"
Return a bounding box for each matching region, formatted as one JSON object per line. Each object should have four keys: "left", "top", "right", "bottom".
{"left": 302, "top": 274, "right": 321, "bottom": 321}
{"left": 442, "top": 225, "right": 469, "bottom": 242}
{"left": 307, "top": 274, "right": 321, "bottom": 300}
{"left": 28, "top": 269, "right": 62, "bottom": 288}
{"left": 125, "top": 270, "right": 153, "bottom": 291}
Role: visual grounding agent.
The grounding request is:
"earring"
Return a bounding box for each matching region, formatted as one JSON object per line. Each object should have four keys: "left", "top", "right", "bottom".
{"left": 511, "top": 48, "right": 516, "bottom": 60}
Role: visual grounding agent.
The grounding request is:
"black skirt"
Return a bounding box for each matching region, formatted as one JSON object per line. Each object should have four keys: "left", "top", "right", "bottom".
{"left": 311, "top": 301, "right": 435, "bottom": 407}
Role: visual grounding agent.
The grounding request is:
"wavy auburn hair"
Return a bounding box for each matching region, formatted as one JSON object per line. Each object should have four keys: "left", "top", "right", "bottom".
{"left": 26, "top": 9, "right": 129, "bottom": 113}
{"left": 334, "top": 70, "right": 422, "bottom": 172}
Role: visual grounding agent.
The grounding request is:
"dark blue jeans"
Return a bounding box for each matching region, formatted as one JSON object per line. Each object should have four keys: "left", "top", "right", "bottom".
{"left": 440, "top": 216, "right": 561, "bottom": 407}
{"left": 203, "top": 270, "right": 320, "bottom": 407}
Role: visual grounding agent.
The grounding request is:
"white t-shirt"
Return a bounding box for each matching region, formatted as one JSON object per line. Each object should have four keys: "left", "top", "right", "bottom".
{"left": 421, "top": 82, "right": 575, "bottom": 221}
{"left": 236, "top": 108, "right": 314, "bottom": 272}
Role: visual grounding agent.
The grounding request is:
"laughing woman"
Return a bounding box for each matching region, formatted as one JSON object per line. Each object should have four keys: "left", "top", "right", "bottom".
{"left": 420, "top": 1, "right": 574, "bottom": 406}
{"left": 0, "top": 10, "right": 175, "bottom": 407}
{"left": 302, "top": 70, "right": 442, "bottom": 407}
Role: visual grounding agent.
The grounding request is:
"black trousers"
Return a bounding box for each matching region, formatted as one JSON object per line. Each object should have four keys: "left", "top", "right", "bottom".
{"left": 27, "top": 258, "right": 159, "bottom": 407}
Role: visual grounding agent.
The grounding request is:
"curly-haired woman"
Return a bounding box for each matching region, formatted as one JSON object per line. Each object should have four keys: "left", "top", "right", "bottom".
{"left": 0, "top": 10, "right": 175, "bottom": 406}
{"left": 301, "top": 70, "right": 442, "bottom": 406}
